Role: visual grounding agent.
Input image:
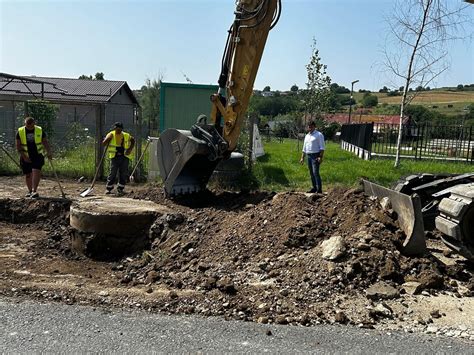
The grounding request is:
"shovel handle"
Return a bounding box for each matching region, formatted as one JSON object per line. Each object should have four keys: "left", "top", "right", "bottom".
{"left": 48, "top": 158, "right": 66, "bottom": 198}
{"left": 129, "top": 139, "right": 151, "bottom": 180}
{"left": 89, "top": 142, "right": 109, "bottom": 189}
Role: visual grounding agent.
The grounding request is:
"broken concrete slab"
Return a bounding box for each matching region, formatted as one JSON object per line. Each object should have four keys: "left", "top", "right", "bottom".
{"left": 401, "top": 281, "right": 423, "bottom": 295}
{"left": 321, "top": 235, "right": 346, "bottom": 261}
{"left": 366, "top": 282, "right": 400, "bottom": 300}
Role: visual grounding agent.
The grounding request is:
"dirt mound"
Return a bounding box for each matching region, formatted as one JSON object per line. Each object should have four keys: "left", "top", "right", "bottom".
{"left": 0, "top": 184, "right": 472, "bottom": 331}
{"left": 114, "top": 188, "right": 473, "bottom": 326}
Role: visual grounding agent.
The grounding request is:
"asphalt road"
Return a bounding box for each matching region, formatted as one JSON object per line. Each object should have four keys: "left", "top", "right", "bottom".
{"left": 1, "top": 298, "right": 472, "bottom": 353}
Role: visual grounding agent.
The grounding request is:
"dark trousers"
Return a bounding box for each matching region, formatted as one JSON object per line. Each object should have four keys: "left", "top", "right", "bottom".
{"left": 307, "top": 153, "right": 322, "bottom": 193}
{"left": 106, "top": 156, "right": 129, "bottom": 191}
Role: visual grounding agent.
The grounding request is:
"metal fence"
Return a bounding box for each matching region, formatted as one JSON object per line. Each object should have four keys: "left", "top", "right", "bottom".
{"left": 340, "top": 123, "right": 474, "bottom": 163}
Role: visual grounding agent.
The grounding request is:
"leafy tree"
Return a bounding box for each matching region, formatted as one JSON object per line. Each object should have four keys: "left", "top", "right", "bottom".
{"left": 249, "top": 95, "right": 299, "bottom": 117}
{"left": 139, "top": 77, "right": 162, "bottom": 131}
{"left": 379, "top": 86, "right": 389, "bottom": 93}
{"left": 79, "top": 72, "right": 105, "bottom": 80}
{"left": 305, "top": 39, "right": 332, "bottom": 118}
{"left": 361, "top": 93, "right": 378, "bottom": 107}
{"left": 263, "top": 86, "right": 271, "bottom": 92}
{"left": 330, "top": 83, "right": 350, "bottom": 94}
{"left": 290, "top": 84, "right": 299, "bottom": 92}
{"left": 457, "top": 84, "right": 464, "bottom": 91}
{"left": 26, "top": 100, "right": 58, "bottom": 139}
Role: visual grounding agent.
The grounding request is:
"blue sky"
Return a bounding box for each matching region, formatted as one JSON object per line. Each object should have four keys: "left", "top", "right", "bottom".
{"left": 1, "top": 0, "right": 473, "bottom": 91}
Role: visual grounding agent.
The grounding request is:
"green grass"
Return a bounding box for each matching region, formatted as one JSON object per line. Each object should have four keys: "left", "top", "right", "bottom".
{"left": 249, "top": 139, "right": 473, "bottom": 191}
{"left": 2, "top": 138, "right": 473, "bottom": 191}
{"left": 0, "top": 140, "right": 149, "bottom": 179}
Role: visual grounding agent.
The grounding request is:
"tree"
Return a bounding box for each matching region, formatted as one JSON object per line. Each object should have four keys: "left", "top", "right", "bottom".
{"left": 362, "top": 93, "right": 379, "bottom": 107}
{"left": 457, "top": 84, "right": 464, "bottom": 91}
{"left": 379, "top": 86, "right": 389, "bottom": 93}
{"left": 305, "top": 39, "right": 332, "bottom": 118}
{"left": 139, "top": 76, "right": 163, "bottom": 131}
{"left": 26, "top": 100, "right": 58, "bottom": 139}
{"left": 79, "top": 72, "right": 105, "bottom": 80}
{"left": 263, "top": 86, "right": 271, "bottom": 92}
{"left": 383, "top": 0, "right": 469, "bottom": 167}
{"left": 290, "top": 84, "right": 299, "bottom": 92}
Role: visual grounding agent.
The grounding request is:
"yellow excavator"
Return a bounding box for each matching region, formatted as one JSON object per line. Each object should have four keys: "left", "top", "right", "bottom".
{"left": 157, "top": 0, "right": 281, "bottom": 196}
{"left": 156, "top": 0, "right": 473, "bottom": 261}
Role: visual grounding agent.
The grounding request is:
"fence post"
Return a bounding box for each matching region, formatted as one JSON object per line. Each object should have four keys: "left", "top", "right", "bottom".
{"left": 468, "top": 126, "right": 473, "bottom": 163}
{"left": 135, "top": 106, "right": 142, "bottom": 181}
{"left": 95, "top": 104, "right": 105, "bottom": 179}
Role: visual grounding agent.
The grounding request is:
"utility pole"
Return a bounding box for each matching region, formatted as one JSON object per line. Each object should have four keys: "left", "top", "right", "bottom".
{"left": 348, "top": 79, "right": 359, "bottom": 124}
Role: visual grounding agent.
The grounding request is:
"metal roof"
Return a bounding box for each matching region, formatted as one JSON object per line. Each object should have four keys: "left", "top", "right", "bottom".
{"left": 0, "top": 73, "right": 138, "bottom": 105}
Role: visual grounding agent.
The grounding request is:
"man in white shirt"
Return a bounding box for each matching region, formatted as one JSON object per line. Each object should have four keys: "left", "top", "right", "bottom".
{"left": 300, "top": 121, "right": 325, "bottom": 193}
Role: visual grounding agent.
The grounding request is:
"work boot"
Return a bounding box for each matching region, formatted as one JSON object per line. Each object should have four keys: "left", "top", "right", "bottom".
{"left": 116, "top": 188, "right": 124, "bottom": 196}
{"left": 105, "top": 189, "right": 113, "bottom": 195}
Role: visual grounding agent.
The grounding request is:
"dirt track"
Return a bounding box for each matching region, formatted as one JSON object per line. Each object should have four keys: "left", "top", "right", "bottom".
{"left": 0, "top": 175, "right": 473, "bottom": 340}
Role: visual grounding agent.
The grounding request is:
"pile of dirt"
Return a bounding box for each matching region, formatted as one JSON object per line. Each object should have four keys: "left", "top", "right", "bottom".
{"left": 113, "top": 187, "right": 473, "bottom": 326}
{"left": 0, "top": 185, "right": 472, "bottom": 331}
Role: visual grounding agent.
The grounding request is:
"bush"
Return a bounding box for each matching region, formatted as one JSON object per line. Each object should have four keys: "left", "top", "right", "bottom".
{"left": 362, "top": 93, "right": 378, "bottom": 108}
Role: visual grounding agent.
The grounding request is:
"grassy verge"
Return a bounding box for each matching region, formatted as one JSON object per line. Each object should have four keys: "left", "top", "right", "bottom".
{"left": 248, "top": 139, "right": 473, "bottom": 191}
{"left": 0, "top": 141, "right": 149, "bottom": 179}
{"left": 2, "top": 138, "right": 473, "bottom": 192}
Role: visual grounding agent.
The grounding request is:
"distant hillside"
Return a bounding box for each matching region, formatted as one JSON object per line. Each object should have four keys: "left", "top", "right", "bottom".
{"left": 353, "top": 90, "right": 474, "bottom": 116}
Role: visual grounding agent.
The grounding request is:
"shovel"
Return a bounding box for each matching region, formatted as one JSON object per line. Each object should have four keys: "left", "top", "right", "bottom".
{"left": 80, "top": 142, "right": 109, "bottom": 197}
{"left": 48, "top": 157, "right": 66, "bottom": 199}
{"left": 129, "top": 137, "right": 151, "bottom": 183}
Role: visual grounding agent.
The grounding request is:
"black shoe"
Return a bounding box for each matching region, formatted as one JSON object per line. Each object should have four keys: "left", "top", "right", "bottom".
{"left": 30, "top": 191, "right": 39, "bottom": 198}
{"left": 307, "top": 188, "right": 317, "bottom": 193}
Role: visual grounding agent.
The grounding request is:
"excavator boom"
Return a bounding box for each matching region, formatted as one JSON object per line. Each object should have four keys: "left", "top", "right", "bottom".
{"left": 157, "top": 0, "right": 281, "bottom": 196}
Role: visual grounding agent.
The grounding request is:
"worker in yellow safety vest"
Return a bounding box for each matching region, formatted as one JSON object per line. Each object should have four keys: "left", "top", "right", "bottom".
{"left": 102, "top": 122, "right": 135, "bottom": 195}
{"left": 15, "top": 117, "right": 52, "bottom": 198}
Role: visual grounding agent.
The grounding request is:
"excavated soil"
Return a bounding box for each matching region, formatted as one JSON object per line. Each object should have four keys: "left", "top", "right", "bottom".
{"left": 0, "top": 176, "right": 473, "bottom": 337}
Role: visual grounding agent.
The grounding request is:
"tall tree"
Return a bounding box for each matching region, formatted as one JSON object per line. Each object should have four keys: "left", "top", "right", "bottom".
{"left": 383, "top": 0, "right": 470, "bottom": 167}
{"left": 305, "top": 39, "right": 332, "bottom": 119}
{"left": 139, "top": 76, "right": 163, "bottom": 131}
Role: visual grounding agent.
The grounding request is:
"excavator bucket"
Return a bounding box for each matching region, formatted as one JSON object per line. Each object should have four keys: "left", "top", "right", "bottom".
{"left": 157, "top": 129, "right": 221, "bottom": 196}
{"left": 362, "top": 179, "right": 427, "bottom": 256}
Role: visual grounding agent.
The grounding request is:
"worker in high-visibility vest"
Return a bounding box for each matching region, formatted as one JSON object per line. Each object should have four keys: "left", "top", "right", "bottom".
{"left": 102, "top": 122, "right": 135, "bottom": 195}
{"left": 16, "top": 117, "right": 53, "bottom": 198}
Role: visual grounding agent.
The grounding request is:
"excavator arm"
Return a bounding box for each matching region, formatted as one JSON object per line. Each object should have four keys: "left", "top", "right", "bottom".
{"left": 157, "top": 0, "right": 281, "bottom": 196}
{"left": 211, "top": 0, "right": 280, "bottom": 151}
